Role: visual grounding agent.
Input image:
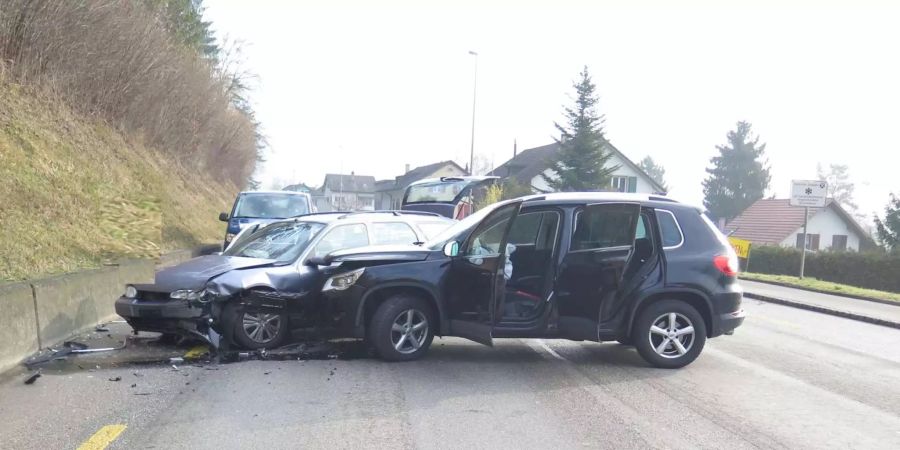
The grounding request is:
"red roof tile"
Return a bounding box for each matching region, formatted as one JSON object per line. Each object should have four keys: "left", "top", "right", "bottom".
{"left": 725, "top": 199, "right": 827, "bottom": 245}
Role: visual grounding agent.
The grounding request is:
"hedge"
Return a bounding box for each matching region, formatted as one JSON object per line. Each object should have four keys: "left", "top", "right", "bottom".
{"left": 746, "top": 246, "right": 900, "bottom": 293}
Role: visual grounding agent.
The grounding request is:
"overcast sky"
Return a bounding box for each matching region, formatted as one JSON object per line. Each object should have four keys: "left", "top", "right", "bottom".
{"left": 204, "top": 0, "right": 899, "bottom": 220}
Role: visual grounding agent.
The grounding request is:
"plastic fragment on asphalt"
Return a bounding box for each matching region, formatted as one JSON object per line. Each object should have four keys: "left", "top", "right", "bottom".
{"left": 108, "top": 376, "right": 122, "bottom": 382}
{"left": 183, "top": 345, "right": 209, "bottom": 360}
{"left": 24, "top": 371, "right": 41, "bottom": 385}
{"left": 95, "top": 325, "right": 110, "bottom": 332}
{"left": 170, "top": 357, "right": 184, "bottom": 364}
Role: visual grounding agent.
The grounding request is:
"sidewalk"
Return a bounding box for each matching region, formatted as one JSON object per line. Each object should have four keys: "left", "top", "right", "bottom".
{"left": 741, "top": 280, "right": 900, "bottom": 329}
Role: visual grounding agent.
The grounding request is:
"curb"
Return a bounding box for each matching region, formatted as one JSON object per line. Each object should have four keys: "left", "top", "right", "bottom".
{"left": 744, "top": 292, "right": 900, "bottom": 330}
{"left": 740, "top": 277, "right": 900, "bottom": 307}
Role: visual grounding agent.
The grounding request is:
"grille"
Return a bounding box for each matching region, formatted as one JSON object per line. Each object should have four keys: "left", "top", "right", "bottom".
{"left": 137, "top": 290, "right": 170, "bottom": 302}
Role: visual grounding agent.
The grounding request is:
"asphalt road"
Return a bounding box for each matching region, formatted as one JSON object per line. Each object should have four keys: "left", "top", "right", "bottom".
{"left": 2, "top": 299, "right": 900, "bottom": 449}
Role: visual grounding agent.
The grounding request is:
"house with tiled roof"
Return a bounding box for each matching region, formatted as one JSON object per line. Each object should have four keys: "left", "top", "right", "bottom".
{"left": 725, "top": 199, "right": 868, "bottom": 251}
{"left": 313, "top": 172, "right": 377, "bottom": 211}
{"left": 374, "top": 160, "right": 467, "bottom": 210}
{"left": 488, "top": 142, "right": 666, "bottom": 194}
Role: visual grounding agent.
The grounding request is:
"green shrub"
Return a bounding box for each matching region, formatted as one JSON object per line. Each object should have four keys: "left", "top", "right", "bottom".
{"left": 747, "top": 245, "right": 900, "bottom": 293}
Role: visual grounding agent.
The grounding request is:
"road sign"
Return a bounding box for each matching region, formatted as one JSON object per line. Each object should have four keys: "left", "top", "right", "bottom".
{"left": 790, "top": 180, "right": 827, "bottom": 207}
{"left": 728, "top": 237, "right": 751, "bottom": 259}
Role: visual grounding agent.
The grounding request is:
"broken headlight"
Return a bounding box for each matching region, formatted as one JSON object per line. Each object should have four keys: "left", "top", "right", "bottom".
{"left": 170, "top": 289, "right": 207, "bottom": 301}
{"left": 323, "top": 268, "right": 365, "bottom": 292}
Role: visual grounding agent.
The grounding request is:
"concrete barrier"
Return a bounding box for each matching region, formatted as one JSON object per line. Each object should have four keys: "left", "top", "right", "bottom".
{"left": 0, "top": 282, "right": 39, "bottom": 373}
{"left": 0, "top": 245, "right": 216, "bottom": 374}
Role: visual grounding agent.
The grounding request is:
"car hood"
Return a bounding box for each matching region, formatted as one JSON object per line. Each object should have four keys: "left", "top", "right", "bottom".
{"left": 325, "top": 245, "right": 432, "bottom": 264}
{"left": 146, "top": 254, "right": 279, "bottom": 292}
{"left": 234, "top": 217, "right": 281, "bottom": 230}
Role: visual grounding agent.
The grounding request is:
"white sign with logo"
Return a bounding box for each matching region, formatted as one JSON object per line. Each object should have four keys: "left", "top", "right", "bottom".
{"left": 790, "top": 180, "right": 828, "bottom": 207}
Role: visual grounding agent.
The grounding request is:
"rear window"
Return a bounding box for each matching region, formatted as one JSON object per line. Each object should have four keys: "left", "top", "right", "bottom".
{"left": 416, "top": 221, "right": 453, "bottom": 240}
{"left": 657, "top": 209, "right": 684, "bottom": 248}
{"left": 371, "top": 222, "right": 418, "bottom": 245}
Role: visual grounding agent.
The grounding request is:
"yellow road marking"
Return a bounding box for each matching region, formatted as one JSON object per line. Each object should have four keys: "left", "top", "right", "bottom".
{"left": 183, "top": 344, "right": 209, "bottom": 359}
{"left": 77, "top": 424, "right": 126, "bottom": 450}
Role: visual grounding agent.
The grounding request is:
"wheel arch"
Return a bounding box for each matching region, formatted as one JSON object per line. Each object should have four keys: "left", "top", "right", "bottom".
{"left": 627, "top": 289, "right": 714, "bottom": 338}
{"left": 356, "top": 283, "right": 445, "bottom": 335}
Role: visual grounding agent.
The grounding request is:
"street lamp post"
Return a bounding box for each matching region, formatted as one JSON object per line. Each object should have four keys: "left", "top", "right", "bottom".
{"left": 468, "top": 50, "right": 478, "bottom": 175}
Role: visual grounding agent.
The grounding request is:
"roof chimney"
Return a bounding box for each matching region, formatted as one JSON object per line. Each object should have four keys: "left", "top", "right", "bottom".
{"left": 350, "top": 171, "right": 355, "bottom": 177}
{"left": 405, "top": 164, "right": 410, "bottom": 173}
{"left": 513, "top": 139, "right": 517, "bottom": 157}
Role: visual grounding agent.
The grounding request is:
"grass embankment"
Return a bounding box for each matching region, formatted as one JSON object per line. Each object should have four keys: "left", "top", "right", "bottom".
{"left": 0, "top": 81, "right": 237, "bottom": 281}
{"left": 741, "top": 272, "right": 900, "bottom": 304}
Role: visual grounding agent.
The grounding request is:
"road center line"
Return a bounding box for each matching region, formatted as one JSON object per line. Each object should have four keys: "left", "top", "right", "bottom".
{"left": 532, "top": 339, "right": 568, "bottom": 361}
{"left": 77, "top": 424, "right": 127, "bottom": 450}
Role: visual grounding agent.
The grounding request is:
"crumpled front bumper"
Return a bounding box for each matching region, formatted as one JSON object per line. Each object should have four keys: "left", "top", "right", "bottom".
{"left": 115, "top": 295, "right": 207, "bottom": 335}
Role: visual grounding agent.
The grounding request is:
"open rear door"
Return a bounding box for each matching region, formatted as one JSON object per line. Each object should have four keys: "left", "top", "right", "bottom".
{"left": 554, "top": 202, "right": 640, "bottom": 341}
{"left": 445, "top": 201, "right": 522, "bottom": 345}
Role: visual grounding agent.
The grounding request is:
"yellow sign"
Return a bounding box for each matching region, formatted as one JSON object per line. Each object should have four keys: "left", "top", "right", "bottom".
{"left": 728, "top": 237, "right": 751, "bottom": 259}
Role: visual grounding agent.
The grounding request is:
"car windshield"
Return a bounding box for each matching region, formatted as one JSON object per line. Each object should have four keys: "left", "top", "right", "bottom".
{"left": 404, "top": 180, "right": 471, "bottom": 203}
{"left": 425, "top": 202, "right": 503, "bottom": 250}
{"left": 233, "top": 193, "right": 310, "bottom": 219}
{"left": 223, "top": 221, "right": 325, "bottom": 262}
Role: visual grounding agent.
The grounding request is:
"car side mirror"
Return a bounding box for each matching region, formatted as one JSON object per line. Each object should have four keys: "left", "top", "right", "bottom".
{"left": 305, "top": 256, "right": 328, "bottom": 267}
{"left": 218, "top": 212, "right": 229, "bottom": 222}
{"left": 442, "top": 241, "right": 459, "bottom": 257}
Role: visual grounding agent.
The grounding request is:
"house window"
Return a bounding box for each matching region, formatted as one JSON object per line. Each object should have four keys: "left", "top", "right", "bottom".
{"left": 832, "top": 235, "right": 848, "bottom": 251}
{"left": 611, "top": 176, "right": 637, "bottom": 193}
{"left": 796, "top": 233, "right": 820, "bottom": 251}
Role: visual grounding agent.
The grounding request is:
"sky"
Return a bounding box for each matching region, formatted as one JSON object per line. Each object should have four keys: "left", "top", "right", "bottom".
{"left": 203, "top": 0, "right": 900, "bottom": 221}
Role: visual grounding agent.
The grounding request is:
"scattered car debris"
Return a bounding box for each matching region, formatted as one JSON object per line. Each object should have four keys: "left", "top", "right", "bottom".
{"left": 24, "top": 371, "right": 41, "bottom": 385}
{"left": 169, "top": 357, "right": 184, "bottom": 364}
{"left": 130, "top": 383, "right": 137, "bottom": 388}
{"left": 95, "top": 325, "right": 110, "bottom": 332}
{"left": 109, "top": 376, "right": 122, "bottom": 382}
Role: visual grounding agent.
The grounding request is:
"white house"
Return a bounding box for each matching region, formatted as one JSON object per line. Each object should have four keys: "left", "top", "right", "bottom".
{"left": 313, "top": 173, "right": 377, "bottom": 211}
{"left": 726, "top": 199, "right": 868, "bottom": 251}
{"left": 488, "top": 142, "right": 665, "bottom": 194}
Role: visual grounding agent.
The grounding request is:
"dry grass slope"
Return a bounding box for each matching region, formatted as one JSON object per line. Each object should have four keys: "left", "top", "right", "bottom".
{"left": 0, "top": 80, "right": 236, "bottom": 281}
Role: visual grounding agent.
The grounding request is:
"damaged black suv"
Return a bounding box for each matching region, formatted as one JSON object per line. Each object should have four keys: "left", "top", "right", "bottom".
{"left": 300, "top": 193, "right": 744, "bottom": 368}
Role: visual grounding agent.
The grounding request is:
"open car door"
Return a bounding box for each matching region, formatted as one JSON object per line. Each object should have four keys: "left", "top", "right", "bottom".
{"left": 444, "top": 201, "right": 522, "bottom": 345}
{"left": 554, "top": 202, "right": 640, "bottom": 341}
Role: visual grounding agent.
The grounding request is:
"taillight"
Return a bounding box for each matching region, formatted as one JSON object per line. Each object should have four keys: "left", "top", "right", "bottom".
{"left": 713, "top": 254, "right": 739, "bottom": 277}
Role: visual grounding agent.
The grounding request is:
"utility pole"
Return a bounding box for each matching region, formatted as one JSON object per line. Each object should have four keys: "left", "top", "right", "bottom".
{"left": 468, "top": 50, "right": 478, "bottom": 175}
{"left": 799, "top": 206, "right": 809, "bottom": 279}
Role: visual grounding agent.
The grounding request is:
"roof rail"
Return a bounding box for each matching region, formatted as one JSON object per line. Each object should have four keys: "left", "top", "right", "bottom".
{"left": 337, "top": 210, "right": 443, "bottom": 219}
{"left": 290, "top": 211, "right": 352, "bottom": 218}
{"left": 648, "top": 195, "right": 678, "bottom": 203}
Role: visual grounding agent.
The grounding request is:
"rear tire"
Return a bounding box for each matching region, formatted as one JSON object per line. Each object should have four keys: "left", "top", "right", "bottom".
{"left": 633, "top": 299, "right": 706, "bottom": 369}
{"left": 368, "top": 295, "right": 435, "bottom": 362}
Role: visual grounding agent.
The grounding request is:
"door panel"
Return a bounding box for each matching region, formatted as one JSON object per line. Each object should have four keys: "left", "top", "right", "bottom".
{"left": 445, "top": 201, "right": 521, "bottom": 345}
{"left": 555, "top": 203, "right": 640, "bottom": 340}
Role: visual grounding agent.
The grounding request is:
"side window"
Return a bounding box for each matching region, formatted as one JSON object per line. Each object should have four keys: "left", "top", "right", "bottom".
{"left": 657, "top": 210, "right": 684, "bottom": 248}
{"left": 464, "top": 204, "right": 518, "bottom": 256}
{"left": 312, "top": 224, "right": 369, "bottom": 256}
{"left": 371, "top": 222, "right": 418, "bottom": 245}
{"left": 571, "top": 204, "right": 639, "bottom": 251}
{"left": 635, "top": 214, "right": 648, "bottom": 239}
{"left": 507, "top": 212, "right": 543, "bottom": 245}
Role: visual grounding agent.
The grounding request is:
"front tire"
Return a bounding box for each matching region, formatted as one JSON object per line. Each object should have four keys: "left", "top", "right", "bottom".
{"left": 368, "top": 295, "right": 435, "bottom": 362}
{"left": 633, "top": 300, "right": 706, "bottom": 369}
{"left": 230, "top": 308, "right": 289, "bottom": 350}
